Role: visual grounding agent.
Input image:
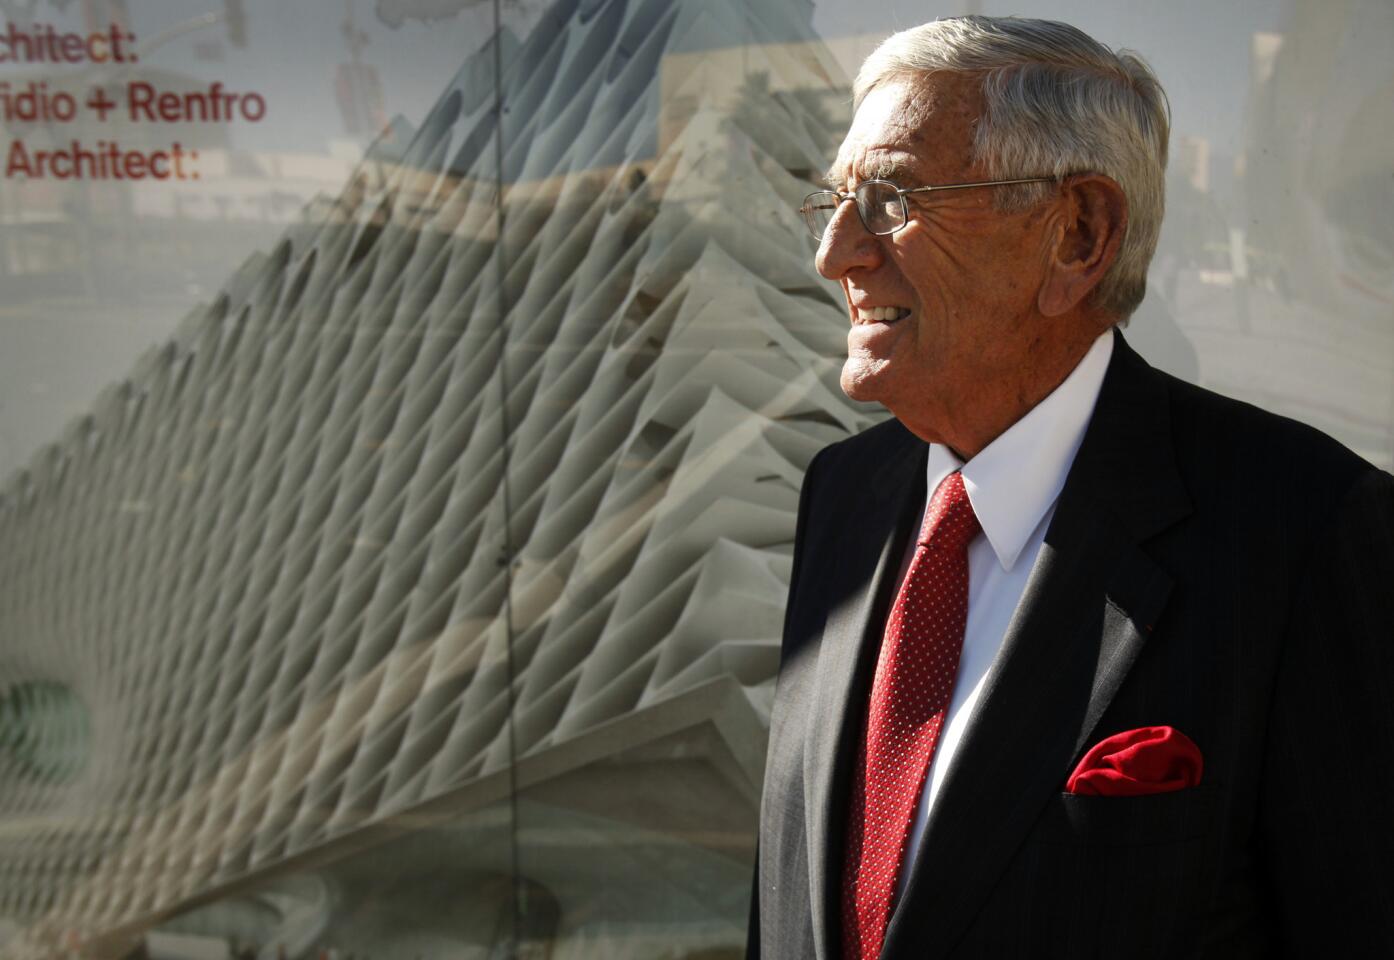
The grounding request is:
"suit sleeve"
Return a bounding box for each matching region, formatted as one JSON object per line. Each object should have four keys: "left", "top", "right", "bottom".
{"left": 747, "top": 443, "right": 830, "bottom": 960}
{"left": 1262, "top": 467, "right": 1394, "bottom": 953}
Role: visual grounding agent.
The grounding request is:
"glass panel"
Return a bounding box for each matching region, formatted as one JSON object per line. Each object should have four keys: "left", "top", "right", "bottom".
{"left": 495, "top": 0, "right": 869, "bottom": 955}
{"left": 0, "top": 3, "right": 516, "bottom": 954}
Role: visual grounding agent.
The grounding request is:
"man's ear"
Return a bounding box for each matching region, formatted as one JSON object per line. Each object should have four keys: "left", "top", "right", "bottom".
{"left": 1038, "top": 174, "right": 1128, "bottom": 318}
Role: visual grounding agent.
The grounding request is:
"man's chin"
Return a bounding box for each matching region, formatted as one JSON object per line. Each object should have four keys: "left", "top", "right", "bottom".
{"left": 839, "top": 359, "right": 890, "bottom": 403}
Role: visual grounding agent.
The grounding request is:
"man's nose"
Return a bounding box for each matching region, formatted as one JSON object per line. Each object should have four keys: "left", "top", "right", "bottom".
{"left": 814, "top": 195, "right": 883, "bottom": 280}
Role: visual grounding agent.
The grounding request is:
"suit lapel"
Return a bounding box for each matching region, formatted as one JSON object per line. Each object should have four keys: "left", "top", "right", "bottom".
{"left": 883, "top": 333, "right": 1192, "bottom": 958}
{"left": 804, "top": 426, "right": 926, "bottom": 960}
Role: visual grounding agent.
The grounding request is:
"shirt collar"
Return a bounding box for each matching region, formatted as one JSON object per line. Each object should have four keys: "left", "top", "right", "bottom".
{"left": 925, "top": 329, "right": 1114, "bottom": 571}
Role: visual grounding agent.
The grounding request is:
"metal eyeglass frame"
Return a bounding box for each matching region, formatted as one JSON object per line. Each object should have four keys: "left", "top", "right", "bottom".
{"left": 800, "top": 177, "right": 1057, "bottom": 241}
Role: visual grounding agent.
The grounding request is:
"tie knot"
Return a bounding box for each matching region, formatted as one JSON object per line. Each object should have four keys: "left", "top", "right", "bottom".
{"left": 918, "top": 470, "right": 980, "bottom": 552}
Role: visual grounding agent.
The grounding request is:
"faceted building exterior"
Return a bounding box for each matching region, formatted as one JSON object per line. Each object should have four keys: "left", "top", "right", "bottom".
{"left": 0, "top": 0, "right": 869, "bottom": 955}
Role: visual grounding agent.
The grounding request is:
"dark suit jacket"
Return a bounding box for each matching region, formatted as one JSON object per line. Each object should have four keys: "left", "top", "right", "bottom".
{"left": 750, "top": 332, "right": 1394, "bottom": 958}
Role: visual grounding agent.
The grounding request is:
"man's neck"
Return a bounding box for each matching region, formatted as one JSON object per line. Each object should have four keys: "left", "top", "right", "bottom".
{"left": 903, "top": 327, "right": 1111, "bottom": 458}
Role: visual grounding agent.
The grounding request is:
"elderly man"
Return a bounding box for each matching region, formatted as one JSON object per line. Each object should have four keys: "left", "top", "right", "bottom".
{"left": 749, "top": 15, "right": 1394, "bottom": 959}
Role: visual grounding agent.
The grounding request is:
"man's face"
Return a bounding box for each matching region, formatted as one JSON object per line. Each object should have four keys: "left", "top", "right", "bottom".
{"left": 820, "top": 73, "right": 1056, "bottom": 448}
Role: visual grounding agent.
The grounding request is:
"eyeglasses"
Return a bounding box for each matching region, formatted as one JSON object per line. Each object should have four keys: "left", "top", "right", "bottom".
{"left": 799, "top": 177, "right": 1057, "bottom": 241}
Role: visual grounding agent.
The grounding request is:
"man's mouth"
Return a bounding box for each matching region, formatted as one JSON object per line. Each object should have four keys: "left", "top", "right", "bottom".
{"left": 855, "top": 306, "right": 912, "bottom": 324}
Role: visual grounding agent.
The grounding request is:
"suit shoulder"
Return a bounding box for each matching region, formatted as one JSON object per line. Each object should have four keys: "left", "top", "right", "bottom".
{"left": 1157, "top": 367, "right": 1385, "bottom": 504}
{"left": 809, "top": 416, "right": 916, "bottom": 474}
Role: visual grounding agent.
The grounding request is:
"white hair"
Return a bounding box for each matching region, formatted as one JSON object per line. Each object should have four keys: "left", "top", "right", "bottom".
{"left": 854, "top": 16, "right": 1170, "bottom": 319}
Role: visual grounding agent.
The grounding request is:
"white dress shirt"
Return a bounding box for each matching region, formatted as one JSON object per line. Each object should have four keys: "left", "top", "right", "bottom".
{"left": 895, "top": 329, "right": 1114, "bottom": 897}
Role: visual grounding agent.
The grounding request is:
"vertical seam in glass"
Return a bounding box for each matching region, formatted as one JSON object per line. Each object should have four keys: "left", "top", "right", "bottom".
{"left": 490, "top": 0, "right": 524, "bottom": 957}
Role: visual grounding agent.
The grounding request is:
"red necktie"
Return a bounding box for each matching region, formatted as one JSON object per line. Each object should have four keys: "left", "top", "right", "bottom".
{"left": 842, "top": 470, "right": 980, "bottom": 960}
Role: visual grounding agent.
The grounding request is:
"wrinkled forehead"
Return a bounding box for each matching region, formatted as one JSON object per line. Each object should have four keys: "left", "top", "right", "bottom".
{"left": 827, "top": 73, "right": 983, "bottom": 187}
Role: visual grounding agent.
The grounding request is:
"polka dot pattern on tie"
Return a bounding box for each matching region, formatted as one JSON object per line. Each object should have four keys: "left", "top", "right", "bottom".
{"left": 841, "top": 470, "right": 980, "bottom": 960}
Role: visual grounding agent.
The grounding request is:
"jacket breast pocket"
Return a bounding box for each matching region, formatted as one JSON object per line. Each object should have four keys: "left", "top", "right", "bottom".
{"left": 1031, "top": 784, "right": 1217, "bottom": 846}
{"left": 971, "top": 786, "right": 1222, "bottom": 953}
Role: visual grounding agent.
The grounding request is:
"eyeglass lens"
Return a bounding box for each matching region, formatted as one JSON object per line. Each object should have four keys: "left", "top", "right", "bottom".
{"left": 801, "top": 182, "right": 905, "bottom": 241}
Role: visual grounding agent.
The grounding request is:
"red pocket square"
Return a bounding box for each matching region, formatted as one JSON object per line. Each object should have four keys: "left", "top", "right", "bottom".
{"left": 1065, "top": 725, "right": 1203, "bottom": 797}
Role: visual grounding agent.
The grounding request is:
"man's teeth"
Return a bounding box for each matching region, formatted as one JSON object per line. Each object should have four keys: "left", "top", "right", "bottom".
{"left": 858, "top": 307, "right": 910, "bottom": 322}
